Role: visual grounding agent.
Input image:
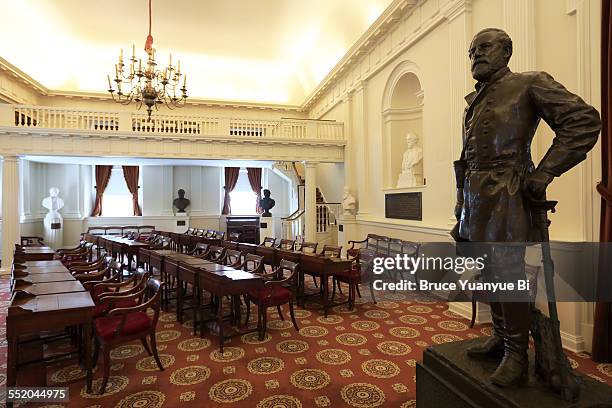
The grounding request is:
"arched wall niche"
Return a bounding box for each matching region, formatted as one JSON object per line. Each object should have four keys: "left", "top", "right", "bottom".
{"left": 382, "top": 60, "right": 424, "bottom": 190}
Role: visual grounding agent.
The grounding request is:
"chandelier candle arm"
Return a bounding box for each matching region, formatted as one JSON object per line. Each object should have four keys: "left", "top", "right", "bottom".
{"left": 106, "top": 0, "right": 187, "bottom": 120}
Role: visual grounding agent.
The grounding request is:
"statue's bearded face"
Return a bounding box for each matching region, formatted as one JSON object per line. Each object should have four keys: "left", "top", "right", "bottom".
{"left": 469, "top": 31, "right": 510, "bottom": 82}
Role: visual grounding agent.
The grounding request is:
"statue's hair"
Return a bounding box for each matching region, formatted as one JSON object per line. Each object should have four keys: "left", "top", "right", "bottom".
{"left": 475, "top": 28, "right": 513, "bottom": 59}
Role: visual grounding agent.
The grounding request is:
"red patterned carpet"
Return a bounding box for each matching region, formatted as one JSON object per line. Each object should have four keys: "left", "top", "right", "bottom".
{"left": 1, "top": 278, "right": 611, "bottom": 408}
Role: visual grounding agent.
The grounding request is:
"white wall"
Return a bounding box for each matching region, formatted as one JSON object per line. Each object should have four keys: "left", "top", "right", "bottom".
{"left": 316, "top": 163, "right": 345, "bottom": 204}
{"left": 307, "top": 0, "right": 602, "bottom": 352}
{"left": 8, "top": 162, "right": 291, "bottom": 246}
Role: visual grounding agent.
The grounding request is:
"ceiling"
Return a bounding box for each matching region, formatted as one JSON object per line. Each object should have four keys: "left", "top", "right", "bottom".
{"left": 0, "top": 0, "right": 393, "bottom": 106}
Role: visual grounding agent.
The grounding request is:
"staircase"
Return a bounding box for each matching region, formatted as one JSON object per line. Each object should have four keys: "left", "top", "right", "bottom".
{"left": 277, "top": 161, "right": 339, "bottom": 246}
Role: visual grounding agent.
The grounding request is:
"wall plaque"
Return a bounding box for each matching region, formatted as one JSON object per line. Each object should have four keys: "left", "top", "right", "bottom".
{"left": 260, "top": 223, "right": 268, "bottom": 229}
{"left": 339, "top": 224, "right": 344, "bottom": 232}
{"left": 51, "top": 222, "right": 61, "bottom": 230}
{"left": 177, "top": 220, "right": 186, "bottom": 226}
{"left": 385, "top": 192, "right": 422, "bottom": 220}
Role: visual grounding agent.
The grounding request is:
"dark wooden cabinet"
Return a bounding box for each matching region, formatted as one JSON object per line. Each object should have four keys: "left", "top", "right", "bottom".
{"left": 226, "top": 216, "right": 260, "bottom": 244}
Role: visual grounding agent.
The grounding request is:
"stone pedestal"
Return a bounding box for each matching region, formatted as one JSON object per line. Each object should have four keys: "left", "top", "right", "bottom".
{"left": 43, "top": 213, "right": 63, "bottom": 249}
{"left": 174, "top": 213, "right": 190, "bottom": 233}
{"left": 259, "top": 216, "right": 275, "bottom": 243}
{"left": 416, "top": 338, "right": 612, "bottom": 407}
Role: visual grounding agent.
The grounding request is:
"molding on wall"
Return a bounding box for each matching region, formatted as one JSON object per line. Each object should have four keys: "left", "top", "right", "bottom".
{"left": 448, "top": 302, "right": 491, "bottom": 325}
{"left": 560, "top": 330, "right": 585, "bottom": 353}
{"left": 0, "top": 128, "right": 345, "bottom": 163}
{"left": 308, "top": 0, "right": 462, "bottom": 118}
{"left": 355, "top": 217, "right": 451, "bottom": 237}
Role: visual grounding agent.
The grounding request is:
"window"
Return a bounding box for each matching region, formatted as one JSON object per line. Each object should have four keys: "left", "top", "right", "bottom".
{"left": 101, "top": 166, "right": 134, "bottom": 217}
{"left": 229, "top": 168, "right": 257, "bottom": 215}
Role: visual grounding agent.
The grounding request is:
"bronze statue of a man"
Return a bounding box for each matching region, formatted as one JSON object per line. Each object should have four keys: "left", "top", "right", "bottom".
{"left": 452, "top": 28, "right": 600, "bottom": 386}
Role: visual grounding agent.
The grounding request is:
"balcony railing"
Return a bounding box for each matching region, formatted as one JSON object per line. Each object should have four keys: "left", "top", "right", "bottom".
{"left": 2, "top": 105, "right": 344, "bottom": 142}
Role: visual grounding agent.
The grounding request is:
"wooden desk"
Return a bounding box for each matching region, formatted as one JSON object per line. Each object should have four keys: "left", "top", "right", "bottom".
{"left": 299, "top": 254, "right": 353, "bottom": 317}
{"left": 142, "top": 249, "right": 175, "bottom": 310}
{"left": 161, "top": 252, "right": 262, "bottom": 351}
{"left": 97, "top": 235, "right": 150, "bottom": 270}
{"left": 19, "top": 247, "right": 57, "bottom": 261}
{"left": 13, "top": 272, "right": 76, "bottom": 284}
{"left": 255, "top": 245, "right": 276, "bottom": 266}
{"left": 12, "top": 280, "right": 86, "bottom": 296}
{"left": 197, "top": 265, "right": 262, "bottom": 352}
{"left": 7, "top": 291, "right": 94, "bottom": 393}
{"left": 237, "top": 242, "right": 258, "bottom": 255}
{"left": 275, "top": 248, "right": 302, "bottom": 266}
{"left": 23, "top": 260, "right": 64, "bottom": 268}
{"left": 22, "top": 265, "right": 71, "bottom": 274}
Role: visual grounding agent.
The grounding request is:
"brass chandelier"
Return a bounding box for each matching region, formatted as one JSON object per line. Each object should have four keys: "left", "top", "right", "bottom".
{"left": 107, "top": 0, "right": 187, "bottom": 120}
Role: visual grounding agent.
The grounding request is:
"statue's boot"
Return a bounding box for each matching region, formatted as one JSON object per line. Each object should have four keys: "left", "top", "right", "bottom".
{"left": 467, "top": 302, "right": 504, "bottom": 359}
{"left": 490, "top": 302, "right": 530, "bottom": 387}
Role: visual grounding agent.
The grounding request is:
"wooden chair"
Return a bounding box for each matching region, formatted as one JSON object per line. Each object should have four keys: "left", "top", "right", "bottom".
{"left": 260, "top": 237, "right": 276, "bottom": 247}
{"left": 298, "top": 241, "right": 319, "bottom": 287}
{"left": 347, "top": 234, "right": 385, "bottom": 257}
{"left": 56, "top": 240, "right": 86, "bottom": 254}
{"left": 224, "top": 249, "right": 244, "bottom": 268}
{"left": 73, "top": 257, "right": 120, "bottom": 284}
{"left": 243, "top": 254, "right": 265, "bottom": 274}
{"left": 245, "top": 259, "right": 299, "bottom": 340}
{"left": 277, "top": 239, "right": 296, "bottom": 251}
{"left": 93, "top": 278, "right": 164, "bottom": 394}
{"left": 68, "top": 256, "right": 107, "bottom": 274}
{"left": 332, "top": 248, "right": 377, "bottom": 308}
{"left": 321, "top": 244, "right": 342, "bottom": 258}
{"left": 469, "top": 263, "right": 540, "bottom": 328}
{"left": 298, "top": 241, "right": 318, "bottom": 253}
{"left": 189, "top": 243, "right": 209, "bottom": 256}
{"left": 91, "top": 267, "right": 149, "bottom": 318}
{"left": 203, "top": 246, "right": 226, "bottom": 263}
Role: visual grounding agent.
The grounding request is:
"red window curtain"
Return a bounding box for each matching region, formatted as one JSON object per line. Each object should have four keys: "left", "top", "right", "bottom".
{"left": 122, "top": 166, "right": 142, "bottom": 216}
{"left": 91, "top": 165, "right": 112, "bottom": 216}
{"left": 593, "top": 0, "right": 612, "bottom": 363}
{"left": 222, "top": 167, "right": 240, "bottom": 215}
{"left": 247, "top": 168, "right": 263, "bottom": 214}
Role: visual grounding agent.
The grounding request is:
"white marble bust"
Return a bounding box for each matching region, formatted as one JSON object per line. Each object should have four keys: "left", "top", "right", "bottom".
{"left": 342, "top": 186, "right": 357, "bottom": 215}
{"left": 42, "top": 187, "right": 64, "bottom": 214}
{"left": 396, "top": 132, "right": 423, "bottom": 188}
{"left": 42, "top": 187, "right": 65, "bottom": 248}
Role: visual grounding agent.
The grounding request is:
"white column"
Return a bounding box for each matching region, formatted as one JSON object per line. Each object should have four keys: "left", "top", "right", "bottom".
{"left": 19, "top": 159, "right": 30, "bottom": 221}
{"left": 445, "top": 0, "right": 473, "bottom": 225}
{"left": 352, "top": 81, "right": 369, "bottom": 215}
{"left": 2, "top": 155, "right": 21, "bottom": 274}
{"left": 502, "top": 0, "right": 536, "bottom": 73}
{"left": 304, "top": 162, "right": 318, "bottom": 242}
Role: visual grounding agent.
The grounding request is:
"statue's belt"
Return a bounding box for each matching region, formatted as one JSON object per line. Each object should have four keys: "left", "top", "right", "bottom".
{"left": 466, "top": 159, "right": 527, "bottom": 171}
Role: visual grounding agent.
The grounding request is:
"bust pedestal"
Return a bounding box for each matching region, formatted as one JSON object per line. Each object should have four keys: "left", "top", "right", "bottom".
{"left": 259, "top": 215, "right": 275, "bottom": 244}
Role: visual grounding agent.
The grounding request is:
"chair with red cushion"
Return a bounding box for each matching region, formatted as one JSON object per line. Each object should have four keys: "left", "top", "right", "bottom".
{"left": 332, "top": 248, "right": 377, "bottom": 309}
{"left": 93, "top": 278, "right": 163, "bottom": 394}
{"left": 245, "top": 259, "right": 299, "bottom": 340}
{"left": 91, "top": 267, "right": 149, "bottom": 318}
